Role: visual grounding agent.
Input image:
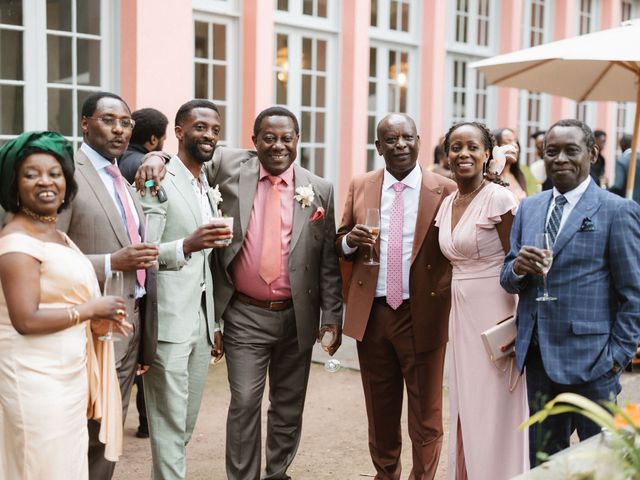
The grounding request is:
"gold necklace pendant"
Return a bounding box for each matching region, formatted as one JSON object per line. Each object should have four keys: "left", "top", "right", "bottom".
{"left": 453, "top": 179, "right": 486, "bottom": 206}
{"left": 21, "top": 207, "right": 57, "bottom": 223}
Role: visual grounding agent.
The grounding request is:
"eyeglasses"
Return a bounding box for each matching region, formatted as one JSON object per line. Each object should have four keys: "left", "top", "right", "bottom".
{"left": 84, "top": 116, "right": 136, "bottom": 129}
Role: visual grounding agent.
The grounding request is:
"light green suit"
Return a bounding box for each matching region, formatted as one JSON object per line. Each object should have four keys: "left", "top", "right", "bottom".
{"left": 139, "top": 156, "right": 218, "bottom": 480}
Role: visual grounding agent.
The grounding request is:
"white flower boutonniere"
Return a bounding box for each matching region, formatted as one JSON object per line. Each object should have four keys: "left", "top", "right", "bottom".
{"left": 210, "top": 184, "right": 223, "bottom": 215}
{"left": 294, "top": 184, "right": 315, "bottom": 209}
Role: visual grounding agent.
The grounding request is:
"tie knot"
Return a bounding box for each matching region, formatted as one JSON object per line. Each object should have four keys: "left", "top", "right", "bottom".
{"left": 268, "top": 175, "right": 282, "bottom": 186}
{"left": 555, "top": 195, "right": 568, "bottom": 207}
{"left": 105, "top": 164, "right": 121, "bottom": 179}
{"left": 393, "top": 182, "right": 406, "bottom": 193}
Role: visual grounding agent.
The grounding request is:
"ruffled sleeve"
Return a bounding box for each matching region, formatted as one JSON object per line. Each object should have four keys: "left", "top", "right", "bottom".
{"left": 434, "top": 192, "right": 455, "bottom": 228}
{"left": 476, "top": 184, "right": 518, "bottom": 229}
{"left": 0, "top": 233, "right": 46, "bottom": 261}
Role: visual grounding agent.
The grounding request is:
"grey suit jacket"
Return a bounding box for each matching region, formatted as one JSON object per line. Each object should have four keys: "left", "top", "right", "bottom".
{"left": 139, "top": 156, "right": 217, "bottom": 344}
{"left": 57, "top": 149, "right": 158, "bottom": 366}
{"left": 206, "top": 147, "right": 343, "bottom": 351}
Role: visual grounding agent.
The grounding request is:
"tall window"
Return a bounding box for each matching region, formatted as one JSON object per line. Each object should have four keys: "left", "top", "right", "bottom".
{"left": 194, "top": 11, "right": 237, "bottom": 145}
{"left": 453, "top": 0, "right": 492, "bottom": 47}
{"left": 616, "top": 0, "right": 636, "bottom": 145}
{"left": 370, "top": 0, "right": 412, "bottom": 33}
{"left": 1, "top": 0, "right": 112, "bottom": 146}
{"left": 620, "top": 0, "right": 633, "bottom": 22}
{"left": 274, "top": 2, "right": 337, "bottom": 180}
{"left": 575, "top": 0, "right": 599, "bottom": 126}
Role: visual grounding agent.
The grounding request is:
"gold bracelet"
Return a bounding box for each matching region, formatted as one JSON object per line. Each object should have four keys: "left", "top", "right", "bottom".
{"left": 67, "top": 306, "right": 81, "bottom": 326}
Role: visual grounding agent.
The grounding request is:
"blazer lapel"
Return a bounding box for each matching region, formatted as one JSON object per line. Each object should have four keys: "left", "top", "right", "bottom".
{"left": 167, "top": 157, "right": 202, "bottom": 225}
{"left": 527, "top": 191, "right": 553, "bottom": 242}
{"left": 75, "top": 151, "right": 130, "bottom": 247}
{"left": 411, "top": 171, "right": 443, "bottom": 265}
{"left": 290, "top": 165, "right": 313, "bottom": 253}
{"left": 364, "top": 170, "right": 384, "bottom": 257}
{"left": 552, "top": 182, "right": 600, "bottom": 256}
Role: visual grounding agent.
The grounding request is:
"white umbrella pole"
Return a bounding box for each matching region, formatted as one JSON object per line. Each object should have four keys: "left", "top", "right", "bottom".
{"left": 624, "top": 81, "right": 640, "bottom": 200}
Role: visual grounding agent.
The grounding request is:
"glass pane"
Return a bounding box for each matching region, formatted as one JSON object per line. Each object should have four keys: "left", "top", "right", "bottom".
{"left": 317, "top": 0, "right": 327, "bottom": 17}
{"left": 195, "top": 63, "right": 208, "bottom": 98}
{"left": 195, "top": 21, "right": 208, "bottom": 58}
{"left": 315, "top": 112, "right": 324, "bottom": 143}
{"left": 212, "top": 65, "right": 226, "bottom": 100}
{"left": 277, "top": 0, "right": 288, "bottom": 11}
{"left": 276, "top": 33, "right": 288, "bottom": 68}
{"left": 0, "top": 85, "right": 23, "bottom": 134}
{"left": 48, "top": 88, "right": 73, "bottom": 135}
{"left": 302, "top": 37, "right": 312, "bottom": 69}
{"left": 367, "top": 149, "right": 376, "bottom": 172}
{"left": 47, "top": 35, "right": 72, "bottom": 84}
{"left": 301, "top": 111, "right": 311, "bottom": 142}
{"left": 301, "top": 74, "right": 311, "bottom": 106}
{"left": 388, "top": 86, "right": 396, "bottom": 111}
{"left": 77, "top": 0, "right": 100, "bottom": 34}
{"left": 317, "top": 40, "right": 326, "bottom": 72}
{"left": 399, "top": 86, "right": 407, "bottom": 112}
{"left": 368, "top": 82, "right": 376, "bottom": 110}
{"left": 388, "top": 50, "right": 396, "bottom": 79}
{"left": 0, "top": 0, "right": 23, "bottom": 25}
{"left": 370, "top": 0, "right": 377, "bottom": 26}
{"left": 276, "top": 72, "right": 287, "bottom": 104}
{"left": 47, "top": 0, "right": 72, "bottom": 31}
{"left": 369, "top": 47, "right": 376, "bottom": 76}
{"left": 389, "top": 0, "right": 398, "bottom": 29}
{"left": 0, "top": 29, "right": 23, "bottom": 80}
{"left": 300, "top": 147, "right": 311, "bottom": 170}
{"left": 367, "top": 115, "right": 376, "bottom": 143}
{"left": 303, "top": 0, "right": 313, "bottom": 15}
{"left": 315, "top": 148, "right": 324, "bottom": 176}
{"left": 77, "top": 89, "right": 91, "bottom": 132}
{"left": 401, "top": 3, "right": 409, "bottom": 31}
{"left": 213, "top": 23, "right": 226, "bottom": 60}
{"left": 316, "top": 75, "right": 325, "bottom": 107}
{"left": 77, "top": 38, "right": 101, "bottom": 86}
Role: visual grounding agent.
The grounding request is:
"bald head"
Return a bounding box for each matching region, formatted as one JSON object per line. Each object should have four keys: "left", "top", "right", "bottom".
{"left": 375, "top": 113, "right": 420, "bottom": 181}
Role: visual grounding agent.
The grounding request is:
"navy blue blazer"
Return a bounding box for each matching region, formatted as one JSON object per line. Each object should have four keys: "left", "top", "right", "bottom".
{"left": 501, "top": 179, "right": 640, "bottom": 384}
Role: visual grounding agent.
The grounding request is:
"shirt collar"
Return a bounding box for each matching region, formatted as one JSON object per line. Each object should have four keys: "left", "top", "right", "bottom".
{"left": 81, "top": 142, "right": 114, "bottom": 171}
{"left": 259, "top": 162, "right": 295, "bottom": 186}
{"left": 175, "top": 155, "right": 210, "bottom": 190}
{"left": 383, "top": 164, "right": 422, "bottom": 191}
{"left": 552, "top": 175, "right": 592, "bottom": 206}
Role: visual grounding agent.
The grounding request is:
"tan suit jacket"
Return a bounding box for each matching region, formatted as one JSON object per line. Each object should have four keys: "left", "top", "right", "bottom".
{"left": 57, "top": 149, "right": 158, "bottom": 365}
{"left": 336, "top": 168, "right": 456, "bottom": 353}
{"left": 207, "top": 147, "right": 343, "bottom": 351}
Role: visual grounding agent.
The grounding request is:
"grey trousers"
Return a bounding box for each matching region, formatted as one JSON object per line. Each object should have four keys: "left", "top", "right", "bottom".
{"left": 223, "top": 299, "right": 312, "bottom": 480}
{"left": 88, "top": 307, "right": 141, "bottom": 480}
{"left": 144, "top": 306, "right": 211, "bottom": 480}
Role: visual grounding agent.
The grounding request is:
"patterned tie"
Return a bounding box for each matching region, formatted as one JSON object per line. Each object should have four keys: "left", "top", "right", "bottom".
{"left": 105, "top": 164, "right": 146, "bottom": 287}
{"left": 387, "top": 182, "right": 406, "bottom": 310}
{"left": 546, "top": 194, "right": 568, "bottom": 244}
{"left": 259, "top": 176, "right": 282, "bottom": 285}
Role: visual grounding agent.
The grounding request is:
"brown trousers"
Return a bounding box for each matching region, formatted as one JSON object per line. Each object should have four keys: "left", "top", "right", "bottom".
{"left": 357, "top": 300, "right": 445, "bottom": 480}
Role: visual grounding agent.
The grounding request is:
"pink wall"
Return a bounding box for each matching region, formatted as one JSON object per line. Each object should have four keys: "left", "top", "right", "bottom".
{"left": 495, "top": 0, "right": 523, "bottom": 130}
{"left": 120, "top": 0, "right": 194, "bottom": 154}
{"left": 336, "top": 0, "right": 370, "bottom": 206}
{"left": 419, "top": 0, "right": 448, "bottom": 166}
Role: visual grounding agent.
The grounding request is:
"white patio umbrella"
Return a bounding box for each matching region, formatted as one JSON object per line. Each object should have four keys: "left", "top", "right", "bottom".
{"left": 470, "top": 19, "right": 640, "bottom": 199}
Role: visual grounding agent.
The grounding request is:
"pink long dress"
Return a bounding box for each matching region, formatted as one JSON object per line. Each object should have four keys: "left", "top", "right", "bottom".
{"left": 435, "top": 182, "right": 529, "bottom": 480}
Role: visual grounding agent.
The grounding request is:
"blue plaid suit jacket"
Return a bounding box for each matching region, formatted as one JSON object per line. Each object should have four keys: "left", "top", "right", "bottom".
{"left": 501, "top": 179, "right": 640, "bottom": 384}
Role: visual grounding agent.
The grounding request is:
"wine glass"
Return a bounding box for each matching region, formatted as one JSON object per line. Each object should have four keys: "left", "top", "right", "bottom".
{"left": 143, "top": 213, "right": 165, "bottom": 244}
{"left": 99, "top": 270, "right": 124, "bottom": 341}
{"left": 535, "top": 233, "right": 556, "bottom": 302}
{"left": 320, "top": 330, "right": 341, "bottom": 373}
{"left": 363, "top": 208, "right": 380, "bottom": 266}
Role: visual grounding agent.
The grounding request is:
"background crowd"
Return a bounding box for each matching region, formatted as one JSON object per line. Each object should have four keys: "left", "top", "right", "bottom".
{"left": 1, "top": 90, "right": 640, "bottom": 480}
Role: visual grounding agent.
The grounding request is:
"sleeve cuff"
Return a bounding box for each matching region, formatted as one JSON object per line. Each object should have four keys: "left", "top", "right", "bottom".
{"left": 342, "top": 235, "right": 358, "bottom": 255}
{"left": 176, "top": 238, "right": 190, "bottom": 267}
{"left": 105, "top": 253, "right": 111, "bottom": 277}
{"left": 512, "top": 265, "right": 525, "bottom": 280}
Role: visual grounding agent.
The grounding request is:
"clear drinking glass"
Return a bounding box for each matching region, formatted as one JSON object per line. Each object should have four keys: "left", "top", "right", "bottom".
{"left": 363, "top": 208, "right": 380, "bottom": 266}
{"left": 535, "top": 233, "right": 557, "bottom": 302}
{"left": 320, "top": 330, "right": 341, "bottom": 373}
{"left": 99, "top": 270, "right": 124, "bottom": 341}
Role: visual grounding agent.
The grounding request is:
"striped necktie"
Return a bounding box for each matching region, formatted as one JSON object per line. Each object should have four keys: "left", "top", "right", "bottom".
{"left": 546, "top": 194, "right": 568, "bottom": 244}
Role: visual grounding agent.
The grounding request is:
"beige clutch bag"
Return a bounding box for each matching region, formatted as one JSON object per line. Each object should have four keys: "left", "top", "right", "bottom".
{"left": 481, "top": 315, "right": 515, "bottom": 362}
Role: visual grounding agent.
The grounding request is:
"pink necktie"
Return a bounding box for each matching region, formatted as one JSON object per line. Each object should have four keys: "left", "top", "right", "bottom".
{"left": 105, "top": 164, "right": 146, "bottom": 287}
{"left": 387, "top": 182, "right": 406, "bottom": 310}
{"left": 259, "top": 176, "right": 282, "bottom": 285}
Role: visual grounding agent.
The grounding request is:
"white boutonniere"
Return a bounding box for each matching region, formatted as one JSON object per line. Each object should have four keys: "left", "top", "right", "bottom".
{"left": 209, "top": 184, "right": 223, "bottom": 215}
{"left": 294, "top": 184, "right": 315, "bottom": 208}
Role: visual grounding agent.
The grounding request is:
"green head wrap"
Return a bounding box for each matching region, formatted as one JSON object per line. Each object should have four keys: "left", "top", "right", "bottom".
{"left": 0, "top": 131, "right": 74, "bottom": 211}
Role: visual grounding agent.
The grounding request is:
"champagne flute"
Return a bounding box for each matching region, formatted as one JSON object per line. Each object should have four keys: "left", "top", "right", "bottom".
{"left": 99, "top": 270, "right": 124, "bottom": 341}
{"left": 535, "top": 233, "right": 557, "bottom": 302}
{"left": 320, "top": 330, "right": 341, "bottom": 373}
{"left": 363, "top": 208, "right": 380, "bottom": 266}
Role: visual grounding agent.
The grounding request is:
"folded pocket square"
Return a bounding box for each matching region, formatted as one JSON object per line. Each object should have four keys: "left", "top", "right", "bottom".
{"left": 310, "top": 207, "right": 325, "bottom": 222}
{"left": 579, "top": 217, "right": 595, "bottom": 232}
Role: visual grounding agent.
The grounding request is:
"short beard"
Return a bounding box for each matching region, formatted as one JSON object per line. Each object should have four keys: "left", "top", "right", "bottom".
{"left": 185, "top": 138, "right": 215, "bottom": 164}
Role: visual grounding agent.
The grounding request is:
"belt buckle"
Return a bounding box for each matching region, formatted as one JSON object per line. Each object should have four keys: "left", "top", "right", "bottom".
{"left": 268, "top": 300, "right": 279, "bottom": 310}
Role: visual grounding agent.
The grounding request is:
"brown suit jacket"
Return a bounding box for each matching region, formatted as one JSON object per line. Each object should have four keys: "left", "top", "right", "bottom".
{"left": 336, "top": 168, "right": 456, "bottom": 353}
{"left": 57, "top": 149, "right": 158, "bottom": 365}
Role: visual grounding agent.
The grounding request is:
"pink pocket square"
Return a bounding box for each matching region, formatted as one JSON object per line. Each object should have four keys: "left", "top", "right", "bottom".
{"left": 310, "top": 207, "right": 325, "bottom": 222}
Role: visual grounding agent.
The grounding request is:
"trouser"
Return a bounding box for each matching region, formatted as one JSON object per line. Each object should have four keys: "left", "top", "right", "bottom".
{"left": 144, "top": 305, "right": 211, "bottom": 480}
{"left": 134, "top": 374, "right": 147, "bottom": 431}
{"left": 223, "top": 299, "right": 312, "bottom": 480}
{"left": 357, "top": 300, "right": 445, "bottom": 480}
{"left": 525, "top": 344, "right": 621, "bottom": 467}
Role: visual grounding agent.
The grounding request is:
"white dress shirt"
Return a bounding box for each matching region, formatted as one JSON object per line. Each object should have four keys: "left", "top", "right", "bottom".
{"left": 81, "top": 142, "right": 144, "bottom": 297}
{"left": 343, "top": 164, "right": 422, "bottom": 300}
{"left": 546, "top": 175, "right": 592, "bottom": 236}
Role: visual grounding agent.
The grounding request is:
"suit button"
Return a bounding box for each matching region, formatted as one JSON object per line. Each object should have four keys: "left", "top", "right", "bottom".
{"left": 357, "top": 280, "right": 363, "bottom": 286}
{"left": 307, "top": 289, "right": 312, "bottom": 294}
{"left": 427, "top": 264, "right": 432, "bottom": 270}
{"left": 430, "top": 292, "right": 436, "bottom": 297}
{"left": 305, "top": 265, "right": 310, "bottom": 271}
{"left": 128, "top": 294, "right": 135, "bottom": 299}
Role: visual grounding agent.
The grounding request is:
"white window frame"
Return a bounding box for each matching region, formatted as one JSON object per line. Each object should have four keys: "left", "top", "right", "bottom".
{"left": 620, "top": 0, "right": 637, "bottom": 22}
{"left": 1, "top": 0, "right": 116, "bottom": 145}
{"left": 447, "top": 0, "right": 498, "bottom": 57}
{"left": 274, "top": 0, "right": 339, "bottom": 33}
{"left": 577, "top": 0, "right": 600, "bottom": 35}
{"left": 369, "top": 0, "right": 419, "bottom": 42}
{"left": 272, "top": 24, "right": 338, "bottom": 183}
{"left": 193, "top": 8, "right": 240, "bottom": 147}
